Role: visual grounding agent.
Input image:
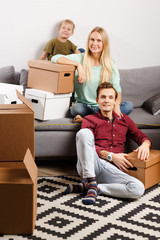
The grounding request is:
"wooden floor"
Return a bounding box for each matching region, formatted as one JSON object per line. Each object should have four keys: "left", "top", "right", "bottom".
{"left": 36, "top": 158, "right": 78, "bottom": 177}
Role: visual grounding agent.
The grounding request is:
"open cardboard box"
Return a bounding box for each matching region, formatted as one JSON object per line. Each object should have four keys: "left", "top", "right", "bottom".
{"left": 0, "top": 90, "right": 34, "bottom": 161}
{"left": 0, "top": 149, "right": 37, "bottom": 234}
{"left": 0, "top": 91, "right": 37, "bottom": 234}
{"left": 28, "top": 60, "right": 75, "bottom": 94}
{"left": 126, "top": 149, "right": 160, "bottom": 189}
{"left": 0, "top": 83, "right": 23, "bottom": 104}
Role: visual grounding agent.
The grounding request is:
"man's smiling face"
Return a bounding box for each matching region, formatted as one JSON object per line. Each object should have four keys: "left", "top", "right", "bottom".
{"left": 96, "top": 88, "right": 116, "bottom": 114}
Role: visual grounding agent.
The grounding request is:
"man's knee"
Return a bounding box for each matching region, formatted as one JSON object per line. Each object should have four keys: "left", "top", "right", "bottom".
{"left": 127, "top": 180, "right": 145, "bottom": 199}
{"left": 76, "top": 129, "right": 94, "bottom": 144}
{"left": 135, "top": 181, "right": 145, "bottom": 198}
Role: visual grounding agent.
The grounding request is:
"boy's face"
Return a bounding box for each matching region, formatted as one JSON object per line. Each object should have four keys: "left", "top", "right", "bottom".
{"left": 96, "top": 88, "right": 116, "bottom": 113}
{"left": 58, "top": 23, "right": 74, "bottom": 39}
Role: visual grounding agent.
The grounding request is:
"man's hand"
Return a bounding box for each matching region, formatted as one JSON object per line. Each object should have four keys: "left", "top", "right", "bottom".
{"left": 134, "top": 140, "right": 151, "bottom": 160}
{"left": 99, "top": 150, "right": 133, "bottom": 173}
{"left": 112, "top": 153, "right": 133, "bottom": 173}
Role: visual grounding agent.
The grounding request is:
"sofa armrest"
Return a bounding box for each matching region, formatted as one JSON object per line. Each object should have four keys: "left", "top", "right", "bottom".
{"left": 0, "top": 66, "right": 20, "bottom": 84}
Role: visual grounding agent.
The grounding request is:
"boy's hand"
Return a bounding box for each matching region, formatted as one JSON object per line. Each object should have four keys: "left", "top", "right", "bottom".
{"left": 77, "top": 63, "right": 85, "bottom": 83}
{"left": 40, "top": 51, "right": 48, "bottom": 60}
{"left": 134, "top": 140, "right": 151, "bottom": 160}
{"left": 75, "top": 49, "right": 81, "bottom": 54}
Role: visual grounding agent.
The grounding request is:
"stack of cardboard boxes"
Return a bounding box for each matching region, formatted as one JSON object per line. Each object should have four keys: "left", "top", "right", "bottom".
{"left": 0, "top": 91, "right": 37, "bottom": 235}
{"left": 25, "top": 60, "right": 75, "bottom": 120}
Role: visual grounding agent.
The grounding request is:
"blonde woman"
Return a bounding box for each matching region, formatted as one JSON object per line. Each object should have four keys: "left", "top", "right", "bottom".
{"left": 51, "top": 27, "right": 133, "bottom": 122}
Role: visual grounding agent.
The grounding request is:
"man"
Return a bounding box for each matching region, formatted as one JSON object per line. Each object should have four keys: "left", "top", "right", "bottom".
{"left": 65, "top": 82, "right": 151, "bottom": 205}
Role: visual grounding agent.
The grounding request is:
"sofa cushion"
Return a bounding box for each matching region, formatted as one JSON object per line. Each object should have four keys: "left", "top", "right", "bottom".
{"left": 120, "top": 66, "right": 160, "bottom": 108}
{"left": 142, "top": 92, "right": 160, "bottom": 115}
{"left": 35, "top": 118, "right": 81, "bottom": 131}
{"left": 0, "top": 66, "right": 18, "bottom": 84}
{"left": 129, "top": 107, "right": 160, "bottom": 129}
{"left": 19, "top": 69, "right": 28, "bottom": 87}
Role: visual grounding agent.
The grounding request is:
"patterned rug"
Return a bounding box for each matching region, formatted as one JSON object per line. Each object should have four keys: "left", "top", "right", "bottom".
{"left": 1, "top": 176, "right": 160, "bottom": 240}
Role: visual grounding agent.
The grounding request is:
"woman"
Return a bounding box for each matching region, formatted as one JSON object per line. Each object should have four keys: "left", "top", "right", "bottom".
{"left": 51, "top": 27, "right": 133, "bottom": 122}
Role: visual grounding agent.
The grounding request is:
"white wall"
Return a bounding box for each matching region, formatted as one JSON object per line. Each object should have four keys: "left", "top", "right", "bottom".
{"left": 0, "top": 0, "right": 160, "bottom": 71}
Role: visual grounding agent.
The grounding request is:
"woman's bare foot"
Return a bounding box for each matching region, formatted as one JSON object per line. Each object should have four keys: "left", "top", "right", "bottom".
{"left": 73, "top": 115, "right": 83, "bottom": 123}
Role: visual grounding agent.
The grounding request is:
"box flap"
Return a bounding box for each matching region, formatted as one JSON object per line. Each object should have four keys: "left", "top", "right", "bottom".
{"left": 28, "top": 60, "right": 75, "bottom": 72}
{"left": 16, "top": 90, "right": 34, "bottom": 112}
{"left": 23, "top": 149, "right": 37, "bottom": 183}
{"left": 126, "top": 150, "right": 160, "bottom": 168}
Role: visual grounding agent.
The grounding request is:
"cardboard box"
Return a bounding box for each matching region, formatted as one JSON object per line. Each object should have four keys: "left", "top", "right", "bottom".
{"left": 0, "top": 83, "right": 23, "bottom": 104}
{"left": 126, "top": 150, "right": 160, "bottom": 189}
{"left": 0, "top": 91, "right": 34, "bottom": 161}
{"left": 25, "top": 88, "right": 72, "bottom": 120}
{"left": 0, "top": 149, "right": 37, "bottom": 234}
{"left": 28, "top": 60, "right": 75, "bottom": 94}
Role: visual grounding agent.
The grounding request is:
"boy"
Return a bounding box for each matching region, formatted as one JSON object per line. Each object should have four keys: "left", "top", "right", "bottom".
{"left": 40, "top": 19, "right": 80, "bottom": 60}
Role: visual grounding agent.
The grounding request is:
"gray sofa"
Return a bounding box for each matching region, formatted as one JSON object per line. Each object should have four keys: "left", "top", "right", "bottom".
{"left": 0, "top": 65, "right": 160, "bottom": 160}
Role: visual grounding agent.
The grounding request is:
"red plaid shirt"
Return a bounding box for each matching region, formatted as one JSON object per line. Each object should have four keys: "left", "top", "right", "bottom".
{"left": 81, "top": 110, "right": 151, "bottom": 156}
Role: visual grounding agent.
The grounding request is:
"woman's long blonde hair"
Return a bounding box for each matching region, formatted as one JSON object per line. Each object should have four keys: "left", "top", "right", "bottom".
{"left": 83, "top": 27, "right": 112, "bottom": 83}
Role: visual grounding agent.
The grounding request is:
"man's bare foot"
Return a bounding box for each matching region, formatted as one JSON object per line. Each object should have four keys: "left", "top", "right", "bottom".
{"left": 73, "top": 115, "right": 83, "bottom": 123}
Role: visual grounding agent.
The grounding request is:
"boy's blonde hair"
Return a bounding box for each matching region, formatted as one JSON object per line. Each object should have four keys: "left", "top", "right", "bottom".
{"left": 58, "top": 19, "right": 75, "bottom": 32}
{"left": 83, "top": 27, "right": 112, "bottom": 83}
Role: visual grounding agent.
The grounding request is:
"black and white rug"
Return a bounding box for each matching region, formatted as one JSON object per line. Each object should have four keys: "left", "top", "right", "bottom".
{"left": 1, "top": 176, "right": 160, "bottom": 240}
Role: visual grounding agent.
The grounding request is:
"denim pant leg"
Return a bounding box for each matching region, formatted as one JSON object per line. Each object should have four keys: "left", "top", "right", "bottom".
{"left": 97, "top": 159, "right": 145, "bottom": 199}
{"left": 76, "top": 129, "right": 103, "bottom": 179}
{"left": 70, "top": 103, "right": 98, "bottom": 118}
{"left": 120, "top": 101, "right": 133, "bottom": 115}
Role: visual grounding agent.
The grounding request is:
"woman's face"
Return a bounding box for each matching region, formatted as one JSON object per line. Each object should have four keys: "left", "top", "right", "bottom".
{"left": 89, "top": 31, "right": 103, "bottom": 54}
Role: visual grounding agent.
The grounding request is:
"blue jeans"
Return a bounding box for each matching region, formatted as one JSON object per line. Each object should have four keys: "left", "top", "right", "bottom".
{"left": 120, "top": 101, "right": 133, "bottom": 115}
{"left": 78, "top": 48, "right": 85, "bottom": 53}
{"left": 76, "top": 129, "right": 145, "bottom": 199}
{"left": 70, "top": 101, "right": 133, "bottom": 118}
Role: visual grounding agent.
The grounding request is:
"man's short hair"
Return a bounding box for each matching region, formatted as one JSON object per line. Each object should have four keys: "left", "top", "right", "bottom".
{"left": 97, "top": 82, "right": 118, "bottom": 99}
{"left": 58, "top": 19, "right": 75, "bottom": 32}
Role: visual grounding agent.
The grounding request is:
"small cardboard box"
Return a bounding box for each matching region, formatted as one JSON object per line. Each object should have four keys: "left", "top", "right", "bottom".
{"left": 28, "top": 60, "right": 75, "bottom": 94}
{"left": 0, "top": 91, "right": 34, "bottom": 161}
{"left": 25, "top": 88, "right": 72, "bottom": 120}
{"left": 126, "top": 150, "right": 160, "bottom": 189}
{"left": 0, "top": 149, "right": 37, "bottom": 234}
{"left": 0, "top": 83, "right": 23, "bottom": 104}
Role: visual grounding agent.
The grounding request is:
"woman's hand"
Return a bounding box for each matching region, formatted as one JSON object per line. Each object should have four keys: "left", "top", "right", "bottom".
{"left": 114, "top": 101, "right": 123, "bottom": 117}
{"left": 77, "top": 63, "right": 85, "bottom": 84}
{"left": 56, "top": 57, "right": 85, "bottom": 83}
